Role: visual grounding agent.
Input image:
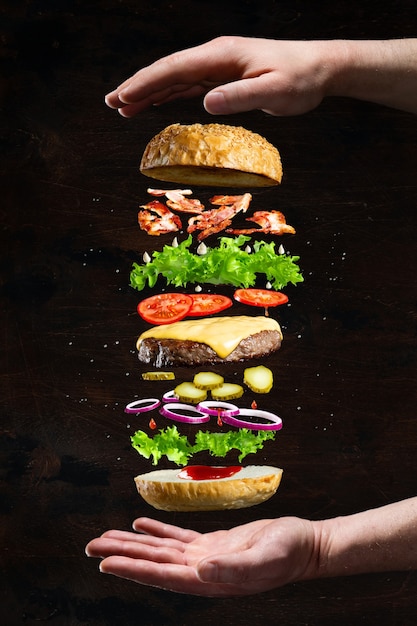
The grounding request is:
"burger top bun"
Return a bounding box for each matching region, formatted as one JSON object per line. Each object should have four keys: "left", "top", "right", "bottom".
{"left": 140, "top": 123, "right": 283, "bottom": 187}
{"left": 134, "top": 465, "right": 283, "bottom": 511}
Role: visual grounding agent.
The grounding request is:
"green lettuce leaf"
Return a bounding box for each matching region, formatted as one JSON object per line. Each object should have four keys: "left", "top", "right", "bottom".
{"left": 131, "top": 425, "right": 276, "bottom": 466}
{"left": 194, "top": 428, "right": 275, "bottom": 462}
{"left": 131, "top": 426, "right": 193, "bottom": 466}
{"left": 130, "top": 235, "right": 303, "bottom": 291}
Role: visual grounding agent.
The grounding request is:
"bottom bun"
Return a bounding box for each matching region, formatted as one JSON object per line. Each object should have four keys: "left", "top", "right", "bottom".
{"left": 134, "top": 465, "right": 283, "bottom": 511}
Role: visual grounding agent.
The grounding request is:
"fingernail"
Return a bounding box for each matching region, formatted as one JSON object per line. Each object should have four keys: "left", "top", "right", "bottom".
{"left": 204, "top": 91, "right": 228, "bottom": 114}
{"left": 197, "top": 561, "right": 218, "bottom": 582}
{"left": 104, "top": 93, "right": 118, "bottom": 109}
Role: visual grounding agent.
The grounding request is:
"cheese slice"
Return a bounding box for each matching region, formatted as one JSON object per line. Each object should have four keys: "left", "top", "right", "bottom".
{"left": 137, "top": 315, "right": 282, "bottom": 359}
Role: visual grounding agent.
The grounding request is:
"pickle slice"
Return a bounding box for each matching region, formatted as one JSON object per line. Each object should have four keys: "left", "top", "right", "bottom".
{"left": 142, "top": 371, "right": 175, "bottom": 381}
{"left": 174, "top": 382, "right": 207, "bottom": 404}
{"left": 211, "top": 383, "right": 244, "bottom": 401}
{"left": 244, "top": 365, "right": 273, "bottom": 393}
{"left": 193, "top": 371, "right": 224, "bottom": 390}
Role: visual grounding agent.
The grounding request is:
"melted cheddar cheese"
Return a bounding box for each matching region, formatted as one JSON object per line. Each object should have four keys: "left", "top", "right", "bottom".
{"left": 137, "top": 315, "right": 282, "bottom": 359}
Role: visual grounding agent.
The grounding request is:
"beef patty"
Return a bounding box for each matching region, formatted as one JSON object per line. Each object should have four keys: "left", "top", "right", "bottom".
{"left": 137, "top": 329, "right": 281, "bottom": 367}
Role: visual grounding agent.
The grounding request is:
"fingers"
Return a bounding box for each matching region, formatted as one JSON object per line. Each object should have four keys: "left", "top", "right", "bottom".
{"left": 111, "top": 84, "right": 212, "bottom": 118}
{"left": 104, "top": 37, "right": 245, "bottom": 115}
{"left": 98, "top": 555, "right": 199, "bottom": 593}
{"left": 85, "top": 535, "right": 187, "bottom": 566}
{"left": 132, "top": 517, "right": 201, "bottom": 543}
{"left": 113, "top": 72, "right": 276, "bottom": 118}
{"left": 98, "top": 555, "right": 239, "bottom": 596}
{"left": 106, "top": 79, "right": 206, "bottom": 110}
{"left": 86, "top": 538, "right": 248, "bottom": 596}
{"left": 86, "top": 528, "right": 187, "bottom": 552}
{"left": 104, "top": 49, "right": 213, "bottom": 110}
{"left": 85, "top": 518, "right": 201, "bottom": 560}
{"left": 85, "top": 535, "right": 242, "bottom": 596}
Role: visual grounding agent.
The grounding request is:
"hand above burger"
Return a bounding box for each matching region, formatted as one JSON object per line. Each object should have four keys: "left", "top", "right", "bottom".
{"left": 105, "top": 36, "right": 417, "bottom": 118}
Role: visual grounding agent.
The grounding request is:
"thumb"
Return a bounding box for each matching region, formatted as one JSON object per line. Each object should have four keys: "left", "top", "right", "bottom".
{"left": 197, "top": 552, "right": 253, "bottom": 584}
{"left": 203, "top": 75, "right": 273, "bottom": 115}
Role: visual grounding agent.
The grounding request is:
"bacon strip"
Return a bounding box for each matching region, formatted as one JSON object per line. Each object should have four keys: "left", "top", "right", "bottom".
{"left": 138, "top": 200, "right": 182, "bottom": 236}
{"left": 226, "top": 210, "right": 295, "bottom": 235}
{"left": 147, "top": 188, "right": 193, "bottom": 196}
{"left": 165, "top": 190, "right": 205, "bottom": 214}
{"left": 187, "top": 193, "right": 252, "bottom": 241}
{"left": 146, "top": 188, "right": 205, "bottom": 214}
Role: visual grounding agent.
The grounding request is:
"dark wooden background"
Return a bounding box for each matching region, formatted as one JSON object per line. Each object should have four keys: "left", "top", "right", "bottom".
{"left": 1, "top": 1, "right": 417, "bottom": 624}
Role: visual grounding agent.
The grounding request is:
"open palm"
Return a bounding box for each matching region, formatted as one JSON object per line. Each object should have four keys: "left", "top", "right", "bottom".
{"left": 86, "top": 516, "right": 316, "bottom": 597}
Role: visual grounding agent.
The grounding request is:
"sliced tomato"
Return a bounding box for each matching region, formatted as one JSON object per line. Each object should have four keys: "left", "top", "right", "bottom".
{"left": 137, "top": 293, "right": 193, "bottom": 325}
{"left": 233, "top": 288, "right": 288, "bottom": 308}
{"left": 188, "top": 293, "right": 233, "bottom": 316}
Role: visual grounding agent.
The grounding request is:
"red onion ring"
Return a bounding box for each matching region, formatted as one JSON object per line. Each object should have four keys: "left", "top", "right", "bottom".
{"left": 124, "top": 398, "right": 161, "bottom": 414}
{"left": 222, "top": 408, "right": 283, "bottom": 431}
{"left": 162, "top": 389, "right": 180, "bottom": 403}
{"left": 197, "top": 400, "right": 240, "bottom": 417}
{"left": 159, "top": 402, "right": 211, "bottom": 424}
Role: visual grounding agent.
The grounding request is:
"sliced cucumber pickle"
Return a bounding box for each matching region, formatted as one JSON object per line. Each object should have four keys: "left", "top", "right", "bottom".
{"left": 244, "top": 365, "right": 273, "bottom": 393}
{"left": 193, "top": 371, "right": 224, "bottom": 390}
{"left": 142, "top": 371, "right": 175, "bottom": 381}
{"left": 174, "top": 382, "right": 207, "bottom": 404}
{"left": 211, "top": 383, "right": 244, "bottom": 401}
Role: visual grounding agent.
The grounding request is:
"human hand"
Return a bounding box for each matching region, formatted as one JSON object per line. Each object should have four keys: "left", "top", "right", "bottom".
{"left": 85, "top": 515, "right": 318, "bottom": 596}
{"left": 105, "top": 36, "right": 336, "bottom": 118}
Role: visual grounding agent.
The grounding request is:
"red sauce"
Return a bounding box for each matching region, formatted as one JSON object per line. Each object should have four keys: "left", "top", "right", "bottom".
{"left": 178, "top": 465, "right": 242, "bottom": 481}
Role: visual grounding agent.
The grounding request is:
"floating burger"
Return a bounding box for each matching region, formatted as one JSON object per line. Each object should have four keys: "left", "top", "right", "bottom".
{"left": 126, "top": 123, "right": 303, "bottom": 512}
